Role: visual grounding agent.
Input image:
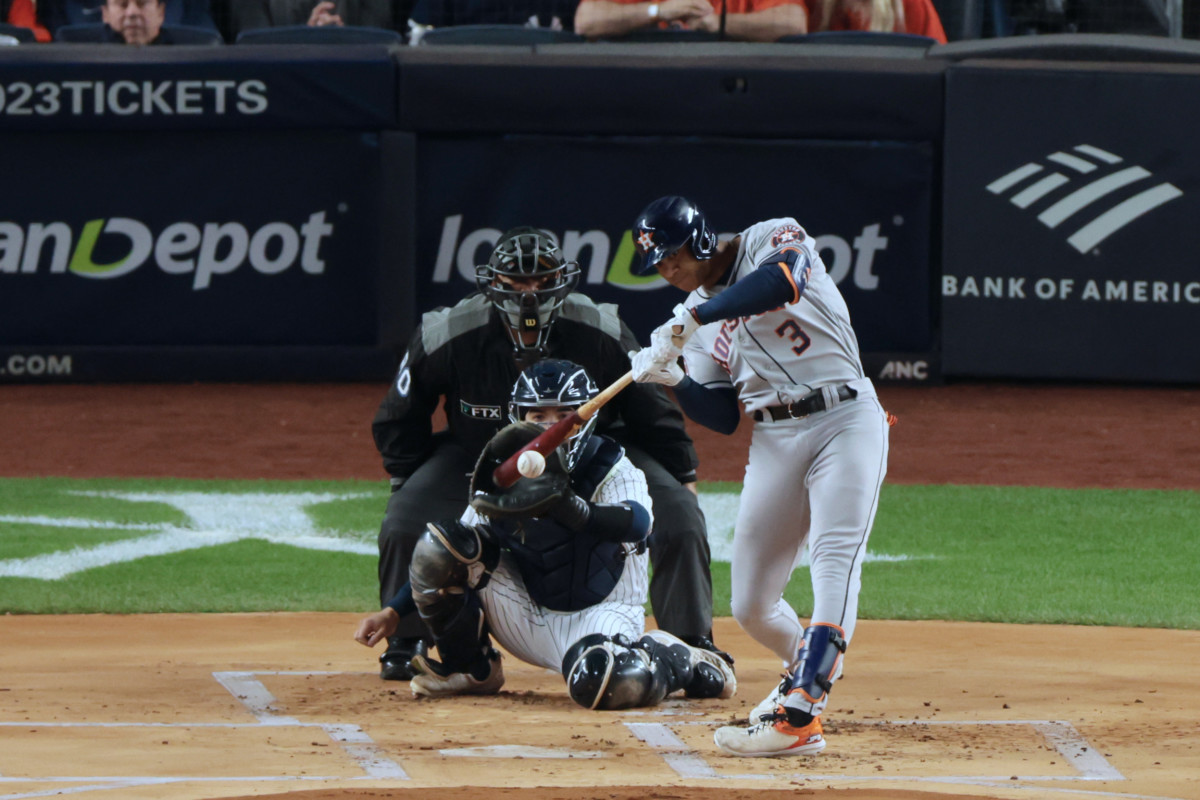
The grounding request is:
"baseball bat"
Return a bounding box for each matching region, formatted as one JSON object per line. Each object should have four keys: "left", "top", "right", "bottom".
{"left": 493, "top": 370, "right": 634, "bottom": 488}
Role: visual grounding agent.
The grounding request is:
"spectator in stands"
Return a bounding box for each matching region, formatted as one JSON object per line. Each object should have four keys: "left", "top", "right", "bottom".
{"left": 40, "top": 0, "right": 217, "bottom": 38}
{"left": 2, "top": 0, "right": 52, "bottom": 40}
{"left": 574, "top": 0, "right": 807, "bottom": 41}
{"left": 101, "top": 0, "right": 166, "bottom": 42}
{"left": 215, "top": 0, "right": 411, "bottom": 39}
{"left": 805, "top": 0, "right": 946, "bottom": 42}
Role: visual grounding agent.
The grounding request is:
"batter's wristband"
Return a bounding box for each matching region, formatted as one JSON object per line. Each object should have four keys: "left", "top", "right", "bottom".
{"left": 390, "top": 477, "right": 407, "bottom": 493}
{"left": 675, "top": 471, "right": 697, "bottom": 484}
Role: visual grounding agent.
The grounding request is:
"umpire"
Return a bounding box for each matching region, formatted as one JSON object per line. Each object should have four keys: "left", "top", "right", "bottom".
{"left": 371, "top": 226, "right": 726, "bottom": 679}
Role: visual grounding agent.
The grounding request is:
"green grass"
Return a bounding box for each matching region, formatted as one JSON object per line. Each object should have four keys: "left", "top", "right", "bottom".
{"left": 856, "top": 484, "right": 1200, "bottom": 628}
{"left": 1, "top": 477, "right": 1197, "bottom": 628}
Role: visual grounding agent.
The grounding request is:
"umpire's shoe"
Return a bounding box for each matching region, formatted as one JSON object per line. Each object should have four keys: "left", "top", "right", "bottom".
{"left": 379, "top": 637, "right": 429, "bottom": 682}
{"left": 410, "top": 649, "right": 505, "bottom": 697}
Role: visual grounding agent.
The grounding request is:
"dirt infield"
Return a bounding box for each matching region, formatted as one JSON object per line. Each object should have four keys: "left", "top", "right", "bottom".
{"left": 2, "top": 381, "right": 1199, "bottom": 800}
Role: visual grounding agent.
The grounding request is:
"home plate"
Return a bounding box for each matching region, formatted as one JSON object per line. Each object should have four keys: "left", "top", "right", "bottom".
{"left": 439, "top": 745, "right": 605, "bottom": 759}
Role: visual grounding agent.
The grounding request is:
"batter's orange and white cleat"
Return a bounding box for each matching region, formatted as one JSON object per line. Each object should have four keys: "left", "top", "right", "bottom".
{"left": 749, "top": 673, "right": 790, "bottom": 722}
{"left": 713, "top": 711, "right": 826, "bottom": 757}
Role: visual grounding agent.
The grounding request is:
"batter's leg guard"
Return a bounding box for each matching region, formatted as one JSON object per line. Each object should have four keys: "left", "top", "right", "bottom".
{"left": 780, "top": 623, "right": 847, "bottom": 723}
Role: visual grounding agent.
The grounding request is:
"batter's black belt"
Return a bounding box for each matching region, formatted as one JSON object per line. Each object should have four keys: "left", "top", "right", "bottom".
{"left": 752, "top": 384, "right": 858, "bottom": 422}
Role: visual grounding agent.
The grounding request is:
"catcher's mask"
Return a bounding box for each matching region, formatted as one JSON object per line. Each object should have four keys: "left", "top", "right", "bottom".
{"left": 508, "top": 358, "right": 599, "bottom": 471}
{"left": 476, "top": 227, "right": 581, "bottom": 356}
{"left": 630, "top": 195, "right": 717, "bottom": 277}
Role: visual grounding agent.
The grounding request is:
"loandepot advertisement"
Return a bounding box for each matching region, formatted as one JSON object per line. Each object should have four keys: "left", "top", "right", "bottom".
{"left": 413, "top": 135, "right": 936, "bottom": 355}
{"left": 0, "top": 129, "right": 382, "bottom": 348}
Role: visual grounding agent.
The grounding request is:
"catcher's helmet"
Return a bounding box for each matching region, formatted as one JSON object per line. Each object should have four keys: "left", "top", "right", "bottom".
{"left": 509, "top": 358, "right": 599, "bottom": 471}
{"left": 476, "top": 227, "right": 581, "bottom": 355}
{"left": 630, "top": 195, "right": 717, "bottom": 277}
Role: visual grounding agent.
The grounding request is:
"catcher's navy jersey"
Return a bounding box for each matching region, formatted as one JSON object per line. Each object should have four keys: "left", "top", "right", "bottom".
{"left": 461, "top": 435, "right": 653, "bottom": 613}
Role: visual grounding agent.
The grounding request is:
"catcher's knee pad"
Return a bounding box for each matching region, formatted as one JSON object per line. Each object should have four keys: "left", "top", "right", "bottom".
{"left": 782, "top": 623, "right": 847, "bottom": 710}
{"left": 561, "top": 633, "right": 671, "bottom": 711}
{"left": 410, "top": 520, "right": 499, "bottom": 601}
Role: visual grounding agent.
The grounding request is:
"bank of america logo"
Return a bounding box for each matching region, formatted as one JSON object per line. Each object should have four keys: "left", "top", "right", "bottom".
{"left": 986, "top": 144, "right": 1182, "bottom": 254}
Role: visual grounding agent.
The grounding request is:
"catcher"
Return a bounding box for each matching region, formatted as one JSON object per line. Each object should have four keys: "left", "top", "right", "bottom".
{"left": 354, "top": 359, "right": 736, "bottom": 709}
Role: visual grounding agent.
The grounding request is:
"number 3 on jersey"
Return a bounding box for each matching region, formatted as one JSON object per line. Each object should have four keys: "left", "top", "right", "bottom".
{"left": 776, "top": 319, "right": 811, "bottom": 356}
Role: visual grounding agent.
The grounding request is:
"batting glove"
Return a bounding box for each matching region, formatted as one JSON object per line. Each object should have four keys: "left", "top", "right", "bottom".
{"left": 628, "top": 349, "right": 685, "bottom": 387}
{"left": 666, "top": 303, "right": 702, "bottom": 345}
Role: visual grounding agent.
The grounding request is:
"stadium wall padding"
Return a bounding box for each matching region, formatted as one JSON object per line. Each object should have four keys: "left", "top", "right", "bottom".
{"left": 1, "top": 36, "right": 1197, "bottom": 384}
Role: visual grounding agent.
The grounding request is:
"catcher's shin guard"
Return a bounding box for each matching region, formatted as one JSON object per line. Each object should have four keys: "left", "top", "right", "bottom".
{"left": 409, "top": 520, "right": 499, "bottom": 628}
{"left": 561, "top": 633, "right": 677, "bottom": 710}
{"left": 420, "top": 588, "right": 495, "bottom": 675}
{"left": 781, "top": 623, "right": 847, "bottom": 715}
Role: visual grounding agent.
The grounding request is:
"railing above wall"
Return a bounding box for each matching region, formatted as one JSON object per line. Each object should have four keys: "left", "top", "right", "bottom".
{"left": 929, "top": 31, "right": 1200, "bottom": 62}
{"left": 396, "top": 43, "right": 947, "bottom": 139}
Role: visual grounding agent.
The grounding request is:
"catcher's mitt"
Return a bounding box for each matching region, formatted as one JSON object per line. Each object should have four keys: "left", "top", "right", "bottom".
{"left": 470, "top": 422, "right": 570, "bottom": 519}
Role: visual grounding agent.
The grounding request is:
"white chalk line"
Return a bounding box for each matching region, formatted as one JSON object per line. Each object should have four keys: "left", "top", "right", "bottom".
{"left": 623, "top": 719, "right": 1192, "bottom": 800}
{"left": 3, "top": 672, "right": 1182, "bottom": 800}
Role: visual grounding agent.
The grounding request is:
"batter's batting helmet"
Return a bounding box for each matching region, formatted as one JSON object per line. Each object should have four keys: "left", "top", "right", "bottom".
{"left": 630, "top": 195, "right": 717, "bottom": 277}
{"left": 509, "top": 359, "right": 599, "bottom": 470}
{"left": 476, "top": 227, "right": 581, "bottom": 355}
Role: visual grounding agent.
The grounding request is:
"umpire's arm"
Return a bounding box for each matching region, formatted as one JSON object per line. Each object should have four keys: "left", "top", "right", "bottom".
{"left": 371, "top": 328, "right": 447, "bottom": 484}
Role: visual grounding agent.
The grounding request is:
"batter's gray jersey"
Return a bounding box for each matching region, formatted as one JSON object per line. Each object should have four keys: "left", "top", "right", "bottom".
{"left": 459, "top": 454, "right": 652, "bottom": 672}
{"left": 674, "top": 216, "right": 889, "bottom": 720}
{"left": 681, "top": 218, "right": 867, "bottom": 413}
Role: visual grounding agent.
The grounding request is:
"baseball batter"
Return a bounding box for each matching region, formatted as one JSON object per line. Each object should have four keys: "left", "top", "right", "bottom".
{"left": 355, "top": 359, "right": 736, "bottom": 710}
{"left": 627, "top": 196, "right": 890, "bottom": 756}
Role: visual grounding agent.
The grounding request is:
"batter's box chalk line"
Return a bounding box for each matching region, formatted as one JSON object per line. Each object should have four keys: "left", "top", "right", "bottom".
{"left": 626, "top": 718, "right": 1152, "bottom": 797}
{"left": 1, "top": 671, "right": 1183, "bottom": 800}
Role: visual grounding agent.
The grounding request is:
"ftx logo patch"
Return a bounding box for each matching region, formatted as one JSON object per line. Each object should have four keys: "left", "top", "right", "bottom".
{"left": 460, "top": 401, "right": 503, "bottom": 420}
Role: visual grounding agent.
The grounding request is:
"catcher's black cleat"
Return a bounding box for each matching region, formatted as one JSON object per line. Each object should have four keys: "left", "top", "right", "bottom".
{"left": 379, "top": 637, "right": 429, "bottom": 681}
{"left": 410, "top": 648, "right": 505, "bottom": 697}
{"left": 681, "top": 634, "right": 736, "bottom": 668}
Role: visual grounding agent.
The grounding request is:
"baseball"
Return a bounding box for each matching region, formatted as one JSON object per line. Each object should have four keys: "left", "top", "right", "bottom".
{"left": 517, "top": 450, "right": 546, "bottom": 479}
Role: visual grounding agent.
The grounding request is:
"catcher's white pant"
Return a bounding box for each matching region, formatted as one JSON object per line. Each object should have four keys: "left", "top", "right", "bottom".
{"left": 729, "top": 384, "right": 889, "bottom": 714}
{"left": 480, "top": 550, "right": 650, "bottom": 672}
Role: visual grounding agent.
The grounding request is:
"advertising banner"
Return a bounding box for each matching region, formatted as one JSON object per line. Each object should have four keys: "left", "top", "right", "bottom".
{"left": 942, "top": 64, "right": 1200, "bottom": 382}
{"left": 1, "top": 129, "right": 389, "bottom": 380}
{"left": 412, "top": 135, "right": 936, "bottom": 377}
{"left": 0, "top": 47, "right": 397, "bottom": 131}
